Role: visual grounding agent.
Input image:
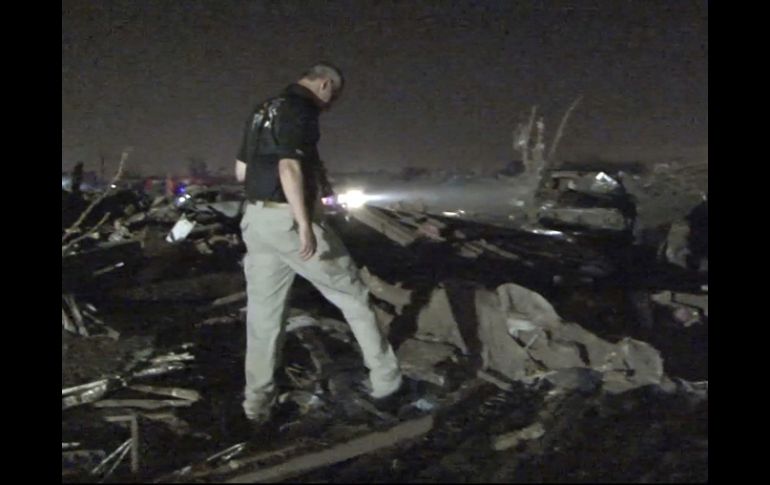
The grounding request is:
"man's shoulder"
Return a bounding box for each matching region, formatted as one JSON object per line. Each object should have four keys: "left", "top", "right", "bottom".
{"left": 273, "top": 95, "right": 318, "bottom": 127}
{"left": 247, "top": 95, "right": 302, "bottom": 126}
{"left": 281, "top": 93, "right": 316, "bottom": 114}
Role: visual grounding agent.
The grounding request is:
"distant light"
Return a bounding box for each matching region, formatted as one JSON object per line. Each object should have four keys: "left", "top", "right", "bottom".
{"left": 110, "top": 184, "right": 117, "bottom": 189}
{"left": 177, "top": 196, "right": 186, "bottom": 204}
{"left": 337, "top": 189, "right": 370, "bottom": 209}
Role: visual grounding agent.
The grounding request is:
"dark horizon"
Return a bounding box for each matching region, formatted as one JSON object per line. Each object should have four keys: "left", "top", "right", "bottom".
{"left": 62, "top": 0, "right": 707, "bottom": 175}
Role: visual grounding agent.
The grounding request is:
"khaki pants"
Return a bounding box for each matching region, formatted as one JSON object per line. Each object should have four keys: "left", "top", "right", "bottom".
{"left": 240, "top": 201, "right": 402, "bottom": 420}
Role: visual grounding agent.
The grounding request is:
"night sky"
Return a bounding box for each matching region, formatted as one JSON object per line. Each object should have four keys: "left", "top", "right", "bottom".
{"left": 62, "top": 0, "right": 707, "bottom": 175}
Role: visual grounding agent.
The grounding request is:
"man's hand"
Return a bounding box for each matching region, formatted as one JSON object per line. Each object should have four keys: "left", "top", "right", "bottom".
{"left": 278, "top": 158, "right": 315, "bottom": 260}
{"left": 298, "top": 224, "right": 317, "bottom": 260}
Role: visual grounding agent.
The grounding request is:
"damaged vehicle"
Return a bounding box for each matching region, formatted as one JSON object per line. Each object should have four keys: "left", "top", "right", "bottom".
{"left": 534, "top": 168, "right": 637, "bottom": 239}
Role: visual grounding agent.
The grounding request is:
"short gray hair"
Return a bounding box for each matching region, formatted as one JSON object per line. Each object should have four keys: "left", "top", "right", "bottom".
{"left": 302, "top": 63, "right": 344, "bottom": 92}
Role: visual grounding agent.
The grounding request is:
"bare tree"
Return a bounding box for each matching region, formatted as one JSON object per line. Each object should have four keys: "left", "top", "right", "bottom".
{"left": 513, "top": 106, "right": 538, "bottom": 176}
{"left": 548, "top": 95, "right": 583, "bottom": 162}
{"left": 511, "top": 97, "right": 583, "bottom": 223}
{"left": 514, "top": 96, "right": 582, "bottom": 175}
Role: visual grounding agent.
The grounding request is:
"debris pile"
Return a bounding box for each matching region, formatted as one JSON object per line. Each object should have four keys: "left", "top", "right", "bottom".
{"left": 62, "top": 160, "right": 706, "bottom": 482}
{"left": 62, "top": 344, "right": 207, "bottom": 480}
{"left": 61, "top": 154, "right": 247, "bottom": 338}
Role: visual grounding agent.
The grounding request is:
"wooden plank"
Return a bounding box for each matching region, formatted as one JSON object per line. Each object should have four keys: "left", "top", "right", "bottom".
{"left": 93, "top": 399, "right": 193, "bottom": 410}
{"left": 226, "top": 415, "right": 434, "bottom": 483}
{"left": 348, "top": 206, "right": 418, "bottom": 246}
{"left": 211, "top": 291, "right": 247, "bottom": 308}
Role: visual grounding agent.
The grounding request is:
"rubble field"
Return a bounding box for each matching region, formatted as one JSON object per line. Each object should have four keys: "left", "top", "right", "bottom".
{"left": 62, "top": 161, "right": 707, "bottom": 483}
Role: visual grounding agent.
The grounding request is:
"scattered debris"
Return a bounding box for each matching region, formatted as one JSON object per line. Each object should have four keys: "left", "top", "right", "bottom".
{"left": 410, "top": 397, "right": 437, "bottom": 412}
{"left": 286, "top": 314, "right": 321, "bottom": 332}
{"left": 226, "top": 415, "right": 434, "bottom": 483}
{"left": 132, "top": 361, "right": 188, "bottom": 378}
{"left": 166, "top": 215, "right": 197, "bottom": 243}
{"left": 491, "top": 422, "right": 546, "bottom": 451}
{"left": 476, "top": 369, "right": 515, "bottom": 391}
{"left": 349, "top": 393, "right": 400, "bottom": 424}
{"left": 211, "top": 291, "right": 248, "bottom": 308}
{"left": 396, "top": 338, "right": 458, "bottom": 388}
{"left": 347, "top": 206, "right": 420, "bottom": 246}
{"left": 127, "top": 384, "right": 201, "bottom": 401}
{"left": 279, "top": 390, "right": 327, "bottom": 415}
{"left": 63, "top": 378, "right": 114, "bottom": 397}
{"left": 651, "top": 290, "right": 708, "bottom": 327}
{"left": 150, "top": 351, "right": 195, "bottom": 365}
{"left": 63, "top": 378, "right": 123, "bottom": 410}
{"left": 93, "top": 399, "right": 195, "bottom": 410}
{"left": 658, "top": 195, "right": 708, "bottom": 271}
{"left": 360, "top": 267, "right": 413, "bottom": 314}
{"left": 61, "top": 160, "right": 706, "bottom": 482}
{"left": 91, "top": 438, "right": 133, "bottom": 479}
{"left": 541, "top": 367, "right": 604, "bottom": 394}
{"left": 63, "top": 449, "right": 107, "bottom": 476}
{"left": 206, "top": 442, "right": 248, "bottom": 464}
{"left": 196, "top": 315, "right": 241, "bottom": 327}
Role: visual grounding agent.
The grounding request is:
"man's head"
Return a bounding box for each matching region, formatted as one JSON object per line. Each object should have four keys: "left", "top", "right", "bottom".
{"left": 297, "top": 63, "right": 344, "bottom": 109}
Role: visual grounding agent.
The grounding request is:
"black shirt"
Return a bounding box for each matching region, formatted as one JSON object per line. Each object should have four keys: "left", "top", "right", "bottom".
{"left": 238, "top": 83, "right": 326, "bottom": 204}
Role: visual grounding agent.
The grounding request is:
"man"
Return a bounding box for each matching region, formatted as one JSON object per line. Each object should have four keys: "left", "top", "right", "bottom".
{"left": 71, "top": 162, "right": 84, "bottom": 195}
{"left": 234, "top": 63, "right": 403, "bottom": 425}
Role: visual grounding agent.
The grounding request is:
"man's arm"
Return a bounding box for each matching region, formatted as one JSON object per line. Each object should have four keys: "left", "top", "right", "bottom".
{"left": 235, "top": 106, "right": 257, "bottom": 183}
{"left": 235, "top": 160, "right": 247, "bottom": 182}
{"left": 278, "top": 158, "right": 316, "bottom": 260}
